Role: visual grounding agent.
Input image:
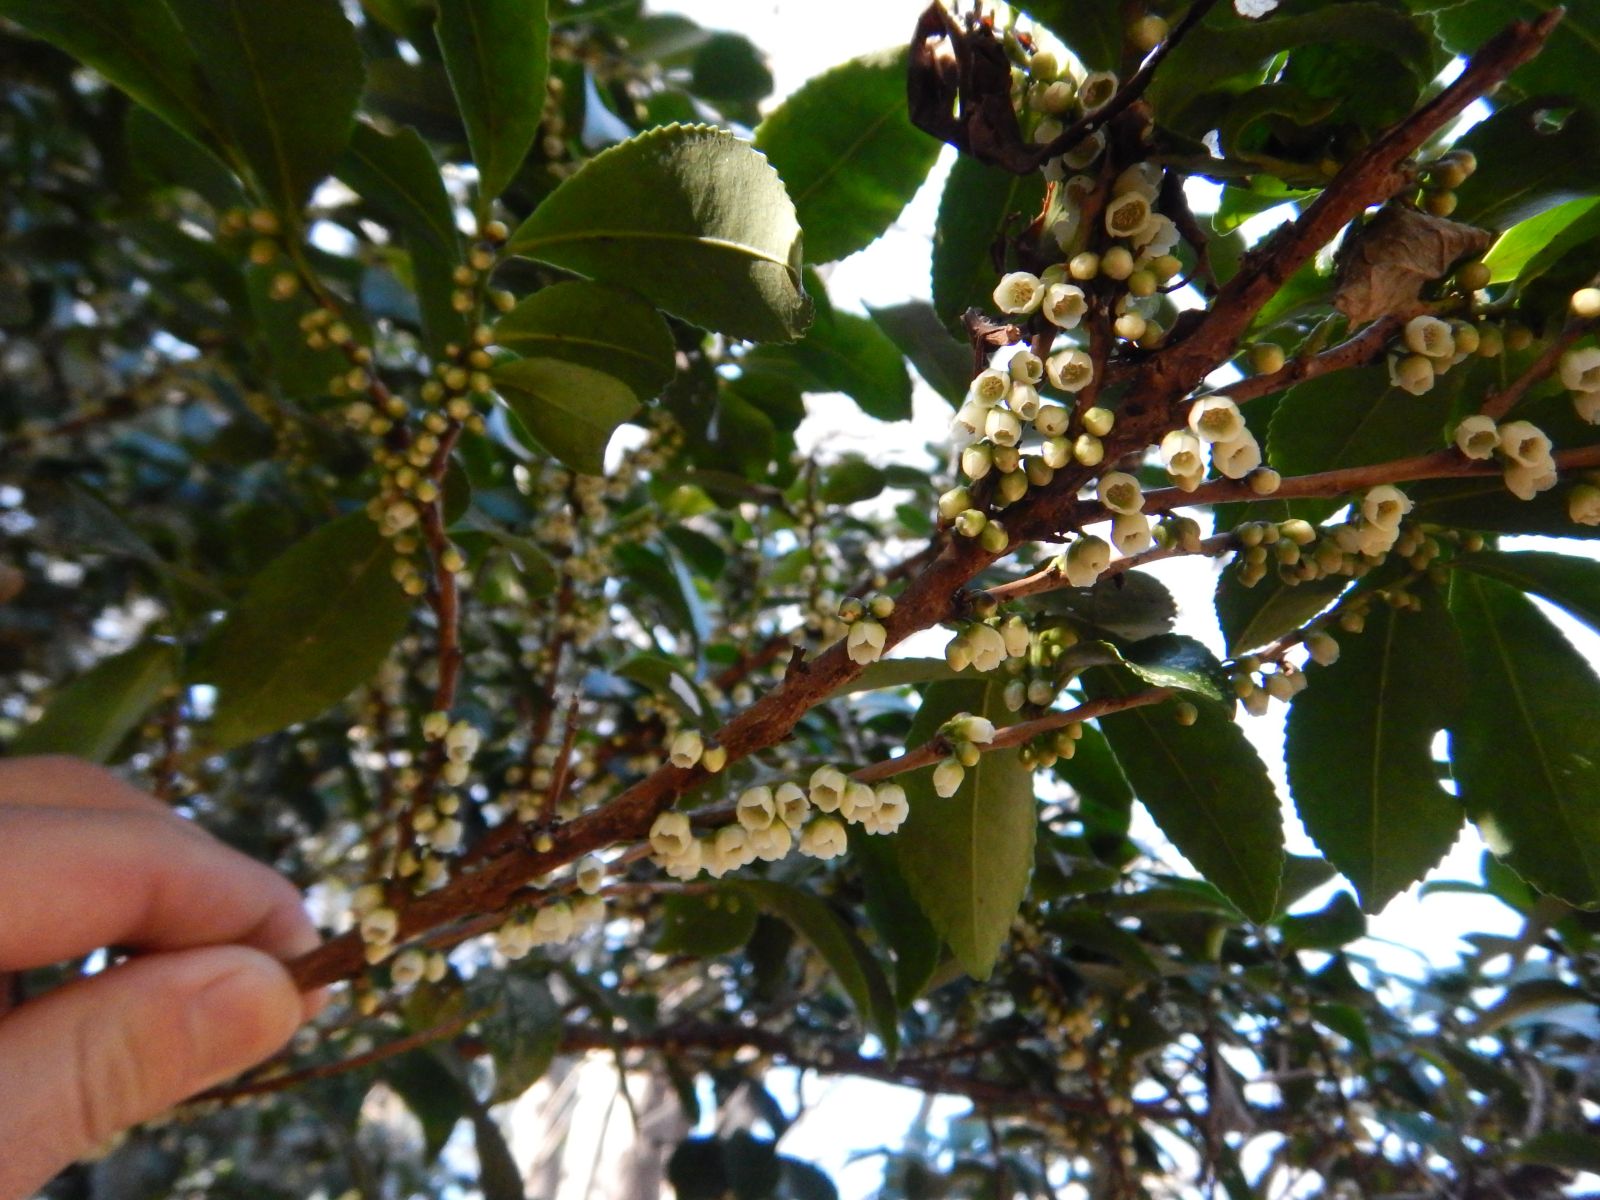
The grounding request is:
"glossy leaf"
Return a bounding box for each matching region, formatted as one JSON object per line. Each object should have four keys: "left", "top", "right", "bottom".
{"left": 385, "top": 1051, "right": 468, "bottom": 1161}
{"left": 753, "top": 47, "right": 940, "bottom": 264}
{"left": 895, "top": 680, "right": 1036, "bottom": 980}
{"left": 786, "top": 305, "right": 912, "bottom": 422}
{"left": 166, "top": 0, "right": 364, "bottom": 213}
{"left": 1453, "top": 549, "right": 1600, "bottom": 638}
{"left": 656, "top": 889, "right": 759, "bottom": 956}
{"left": 1279, "top": 890, "right": 1366, "bottom": 951}
{"left": 1031, "top": 570, "right": 1177, "bottom": 642}
{"left": 471, "top": 972, "right": 562, "bottom": 1102}
{"left": 1448, "top": 573, "right": 1600, "bottom": 908}
{"left": 1286, "top": 588, "right": 1466, "bottom": 912}
{"left": 868, "top": 301, "right": 971, "bottom": 406}
{"left": 1452, "top": 98, "right": 1600, "bottom": 230}
{"left": 855, "top": 836, "right": 942, "bottom": 1007}
{"left": 1061, "top": 635, "right": 1225, "bottom": 702}
{"left": 337, "top": 122, "right": 466, "bottom": 358}
{"left": 493, "top": 356, "right": 640, "bottom": 475}
{"left": 1436, "top": 0, "right": 1600, "bottom": 104}
{"left": 1483, "top": 197, "right": 1600, "bottom": 284}
{"left": 11, "top": 641, "right": 177, "bottom": 763}
{"left": 435, "top": 0, "right": 550, "bottom": 202}
{"left": 931, "top": 155, "right": 1047, "bottom": 327}
{"left": 730, "top": 879, "right": 899, "bottom": 1057}
{"left": 187, "top": 513, "right": 414, "bottom": 750}
{"left": 1083, "top": 670, "right": 1283, "bottom": 922}
{"left": 508, "top": 125, "right": 811, "bottom": 343}
{"left": 494, "top": 281, "right": 675, "bottom": 402}
{"left": 1216, "top": 568, "right": 1347, "bottom": 657}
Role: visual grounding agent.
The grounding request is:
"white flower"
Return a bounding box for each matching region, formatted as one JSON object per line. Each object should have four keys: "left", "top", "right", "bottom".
{"left": 1212, "top": 432, "right": 1262, "bottom": 479}
{"left": 663, "top": 837, "right": 704, "bottom": 880}
{"left": 972, "top": 368, "right": 1010, "bottom": 405}
{"left": 774, "top": 782, "right": 809, "bottom": 830}
{"left": 1112, "top": 512, "right": 1153, "bottom": 555}
{"left": 749, "top": 822, "right": 793, "bottom": 862}
{"left": 1046, "top": 349, "right": 1094, "bottom": 392}
{"left": 985, "top": 406, "right": 1023, "bottom": 447}
{"left": 1000, "top": 615, "right": 1031, "bottom": 658}
{"left": 1160, "top": 429, "right": 1204, "bottom": 477}
{"left": 390, "top": 949, "right": 427, "bottom": 988}
{"left": 1049, "top": 207, "right": 1082, "bottom": 249}
{"left": 1355, "top": 521, "right": 1399, "bottom": 556}
{"left": 1390, "top": 353, "right": 1434, "bottom": 395}
{"left": 1133, "top": 214, "right": 1179, "bottom": 257}
{"left": 1113, "top": 162, "right": 1162, "bottom": 199}
{"left": 1361, "top": 485, "right": 1413, "bottom": 530}
{"left": 532, "top": 902, "right": 575, "bottom": 945}
{"left": 1079, "top": 70, "right": 1118, "bottom": 112}
{"left": 649, "top": 810, "right": 694, "bottom": 859}
{"left": 1042, "top": 283, "right": 1089, "bottom": 329}
{"left": 1105, "top": 191, "right": 1154, "bottom": 240}
{"left": 993, "top": 271, "right": 1044, "bottom": 314}
{"left": 1569, "top": 484, "right": 1600, "bottom": 526}
{"left": 1558, "top": 346, "right": 1600, "bottom": 393}
{"left": 1404, "top": 315, "right": 1455, "bottom": 358}
{"left": 839, "top": 780, "right": 877, "bottom": 825}
{"left": 961, "top": 443, "right": 993, "bottom": 481}
{"left": 1009, "top": 350, "right": 1044, "bottom": 384}
{"left": 422, "top": 711, "right": 449, "bottom": 741}
{"left": 576, "top": 855, "right": 605, "bottom": 895}
{"left": 1062, "top": 128, "right": 1106, "bottom": 169}
{"left": 710, "top": 824, "right": 754, "bottom": 875}
{"left": 1032, "top": 115, "right": 1064, "bottom": 145}
{"left": 1187, "top": 396, "right": 1244, "bottom": 443}
{"left": 1576, "top": 391, "right": 1600, "bottom": 424}
{"left": 736, "top": 785, "right": 777, "bottom": 832}
{"left": 1065, "top": 535, "right": 1110, "bottom": 586}
{"left": 444, "top": 720, "right": 480, "bottom": 763}
{"left": 1505, "top": 460, "right": 1558, "bottom": 501}
{"left": 953, "top": 398, "right": 989, "bottom": 440}
{"left": 1497, "top": 420, "right": 1553, "bottom": 469}
{"left": 946, "top": 713, "right": 996, "bottom": 744}
{"left": 1008, "top": 382, "right": 1041, "bottom": 420}
{"left": 669, "top": 729, "right": 704, "bottom": 769}
{"left": 809, "top": 765, "right": 848, "bottom": 813}
{"left": 799, "top": 816, "right": 847, "bottom": 860}
{"left": 966, "top": 623, "right": 1007, "bottom": 672}
{"left": 868, "top": 783, "right": 909, "bottom": 834}
{"left": 360, "top": 906, "right": 399, "bottom": 946}
{"left": 1035, "top": 404, "right": 1070, "bottom": 436}
{"left": 1454, "top": 414, "right": 1499, "bottom": 459}
{"left": 945, "top": 631, "right": 973, "bottom": 671}
{"left": 932, "top": 757, "right": 965, "bottom": 797}
{"left": 430, "top": 817, "right": 464, "bottom": 852}
{"left": 572, "top": 895, "right": 606, "bottom": 930}
{"left": 1098, "top": 470, "right": 1144, "bottom": 513}
{"left": 846, "top": 618, "right": 888, "bottom": 665}
{"left": 496, "top": 918, "right": 534, "bottom": 960}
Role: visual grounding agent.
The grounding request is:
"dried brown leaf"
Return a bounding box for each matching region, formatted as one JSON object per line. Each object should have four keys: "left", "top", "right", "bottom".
{"left": 1333, "top": 205, "right": 1491, "bottom": 325}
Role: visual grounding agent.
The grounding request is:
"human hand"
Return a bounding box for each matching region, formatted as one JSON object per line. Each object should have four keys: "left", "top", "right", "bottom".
{"left": 0, "top": 757, "right": 322, "bottom": 1199}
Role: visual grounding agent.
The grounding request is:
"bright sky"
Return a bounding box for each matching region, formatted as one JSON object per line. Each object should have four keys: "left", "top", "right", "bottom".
{"left": 508, "top": 4, "right": 1600, "bottom": 1194}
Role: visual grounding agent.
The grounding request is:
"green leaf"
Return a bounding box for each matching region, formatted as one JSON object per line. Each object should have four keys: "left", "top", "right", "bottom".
{"left": 729, "top": 879, "right": 899, "bottom": 1057}
{"left": 509, "top": 125, "right": 811, "bottom": 343}
{"left": 1453, "top": 550, "right": 1600, "bottom": 639}
{"left": 1083, "top": 670, "right": 1283, "bottom": 922}
{"left": 1267, "top": 365, "right": 1462, "bottom": 522}
{"left": 1512, "top": 1132, "right": 1600, "bottom": 1173}
{"left": 1022, "top": 0, "right": 1123, "bottom": 72}
{"left": 493, "top": 281, "right": 675, "bottom": 402}
{"left": 1279, "top": 890, "right": 1366, "bottom": 951}
{"left": 1483, "top": 197, "right": 1600, "bottom": 284}
{"left": 493, "top": 356, "right": 640, "bottom": 475}
{"left": 1435, "top": 0, "right": 1600, "bottom": 104}
{"left": 11, "top": 640, "right": 177, "bottom": 763}
{"left": 0, "top": 0, "right": 217, "bottom": 148}
{"left": 753, "top": 47, "right": 941, "bottom": 264}
{"left": 1470, "top": 978, "right": 1591, "bottom": 1035}
{"left": 786, "top": 305, "right": 912, "bottom": 422}
{"left": 1452, "top": 98, "right": 1600, "bottom": 229}
{"left": 656, "top": 889, "right": 759, "bottom": 956}
{"left": 384, "top": 1050, "right": 468, "bottom": 1161}
{"left": 471, "top": 972, "right": 562, "bottom": 1102}
{"left": 690, "top": 33, "right": 773, "bottom": 107}
{"left": 1060, "top": 635, "right": 1225, "bottom": 702}
{"left": 1216, "top": 568, "right": 1347, "bottom": 657}
{"left": 855, "top": 835, "right": 942, "bottom": 1007}
{"left": 931, "top": 155, "right": 1047, "bottom": 327}
{"left": 1285, "top": 587, "right": 1465, "bottom": 912}
{"left": 435, "top": 0, "right": 550, "bottom": 202}
{"left": 827, "top": 657, "right": 964, "bottom": 700}
{"left": 1030, "top": 570, "right": 1177, "bottom": 642}
{"left": 819, "top": 458, "right": 886, "bottom": 505}
{"left": 1448, "top": 573, "right": 1600, "bottom": 908}
{"left": 450, "top": 509, "right": 559, "bottom": 597}
{"left": 165, "top": 0, "right": 365, "bottom": 214}
{"left": 187, "top": 513, "right": 414, "bottom": 751}
{"left": 895, "top": 680, "right": 1035, "bottom": 980}
{"left": 1052, "top": 722, "right": 1133, "bottom": 835}
{"left": 245, "top": 264, "right": 347, "bottom": 401}
{"left": 337, "top": 122, "right": 466, "bottom": 359}
{"left": 868, "top": 301, "right": 971, "bottom": 407}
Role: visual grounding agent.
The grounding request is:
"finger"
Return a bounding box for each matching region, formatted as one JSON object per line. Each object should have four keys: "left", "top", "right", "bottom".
{"left": 0, "top": 946, "right": 304, "bottom": 1200}
{"left": 0, "top": 755, "right": 182, "bottom": 818}
{"left": 0, "top": 807, "right": 321, "bottom": 970}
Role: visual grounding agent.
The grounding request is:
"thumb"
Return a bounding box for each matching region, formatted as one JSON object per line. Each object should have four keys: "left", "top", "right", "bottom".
{"left": 0, "top": 946, "right": 303, "bottom": 1199}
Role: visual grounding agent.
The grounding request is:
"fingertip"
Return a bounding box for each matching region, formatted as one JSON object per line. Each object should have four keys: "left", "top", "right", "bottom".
{"left": 189, "top": 948, "right": 306, "bottom": 1072}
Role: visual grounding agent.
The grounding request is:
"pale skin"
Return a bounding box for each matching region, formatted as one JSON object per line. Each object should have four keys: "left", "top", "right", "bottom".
{"left": 0, "top": 757, "right": 321, "bottom": 1200}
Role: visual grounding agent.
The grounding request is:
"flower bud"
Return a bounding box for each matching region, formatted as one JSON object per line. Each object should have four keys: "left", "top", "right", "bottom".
{"left": 1034, "top": 405, "right": 1070, "bottom": 437}
{"left": 1572, "top": 287, "right": 1600, "bottom": 319}
{"left": 1101, "top": 245, "right": 1134, "bottom": 280}
{"left": 1248, "top": 343, "right": 1285, "bottom": 375}
{"left": 1001, "top": 615, "right": 1031, "bottom": 658}
{"left": 932, "top": 757, "right": 966, "bottom": 797}
{"left": 1248, "top": 468, "right": 1281, "bottom": 495}
{"left": 945, "top": 631, "right": 973, "bottom": 672}
{"left": 1081, "top": 406, "right": 1115, "bottom": 437}
{"left": 1069, "top": 251, "right": 1100, "bottom": 280}
{"left": 1074, "top": 434, "right": 1105, "bottom": 466}
{"left": 1065, "top": 535, "right": 1111, "bottom": 586}
{"left": 1559, "top": 346, "right": 1600, "bottom": 394}
{"left": 979, "top": 520, "right": 1010, "bottom": 554}
{"left": 1112, "top": 512, "right": 1152, "bottom": 555}
{"left": 954, "top": 508, "right": 988, "bottom": 538}
{"left": 1569, "top": 483, "right": 1600, "bottom": 526}
{"left": 961, "top": 443, "right": 994, "bottom": 481}
{"left": 799, "top": 816, "right": 847, "bottom": 860}
{"left": 1306, "top": 633, "right": 1340, "bottom": 666}
{"left": 701, "top": 743, "right": 728, "bottom": 773}
{"left": 938, "top": 486, "right": 972, "bottom": 521}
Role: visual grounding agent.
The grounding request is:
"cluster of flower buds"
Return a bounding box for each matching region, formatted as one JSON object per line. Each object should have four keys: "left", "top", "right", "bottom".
{"left": 1228, "top": 654, "right": 1310, "bottom": 717}
{"left": 386, "top": 947, "right": 450, "bottom": 990}
{"left": 1558, "top": 344, "right": 1600, "bottom": 525}
{"left": 1017, "top": 720, "right": 1085, "bottom": 768}
{"left": 1451, "top": 412, "right": 1558, "bottom": 501}
{"left": 1415, "top": 148, "right": 1478, "bottom": 217}
{"left": 495, "top": 894, "right": 605, "bottom": 960}
{"left": 666, "top": 728, "right": 728, "bottom": 773}
{"left": 931, "top": 713, "right": 997, "bottom": 798}
{"left": 1389, "top": 312, "right": 1507, "bottom": 397}
{"left": 838, "top": 591, "right": 896, "bottom": 665}
{"left": 946, "top": 612, "right": 1034, "bottom": 673}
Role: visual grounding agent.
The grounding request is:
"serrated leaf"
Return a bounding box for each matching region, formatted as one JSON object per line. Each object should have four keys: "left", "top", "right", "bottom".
{"left": 493, "top": 356, "right": 640, "bottom": 475}
{"left": 1453, "top": 550, "right": 1600, "bottom": 639}
{"left": 508, "top": 125, "right": 810, "bottom": 343}
{"left": 1286, "top": 587, "right": 1465, "bottom": 912}
{"left": 1216, "top": 568, "right": 1347, "bottom": 657}
{"left": 868, "top": 301, "right": 971, "bottom": 406}
{"left": 472, "top": 972, "right": 562, "bottom": 1102}
{"left": 656, "top": 889, "right": 759, "bottom": 956}
{"left": 1083, "top": 670, "right": 1282, "bottom": 922}
{"left": 337, "top": 122, "right": 466, "bottom": 358}
{"left": 895, "top": 680, "right": 1035, "bottom": 980}
{"left": 753, "top": 47, "right": 940, "bottom": 264}
{"left": 450, "top": 508, "right": 559, "bottom": 596}
{"left": 435, "top": 0, "right": 550, "bottom": 202}
{"left": 730, "top": 879, "right": 899, "bottom": 1057}
{"left": 1448, "top": 573, "right": 1600, "bottom": 908}
{"left": 187, "top": 513, "right": 413, "bottom": 750}
{"left": 11, "top": 641, "right": 177, "bottom": 763}
{"left": 785, "top": 304, "right": 912, "bottom": 422}
{"left": 165, "top": 0, "right": 364, "bottom": 214}
{"left": 931, "top": 155, "right": 1047, "bottom": 327}
{"left": 384, "top": 1050, "right": 469, "bottom": 1161}
{"left": 1279, "top": 890, "right": 1366, "bottom": 951}
{"left": 1030, "top": 570, "right": 1177, "bottom": 642}
{"left": 1060, "top": 635, "right": 1225, "bottom": 701}
{"left": 493, "top": 281, "right": 675, "bottom": 402}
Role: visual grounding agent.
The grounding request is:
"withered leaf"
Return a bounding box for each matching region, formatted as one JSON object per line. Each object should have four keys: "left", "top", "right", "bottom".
{"left": 1333, "top": 205, "right": 1491, "bottom": 325}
